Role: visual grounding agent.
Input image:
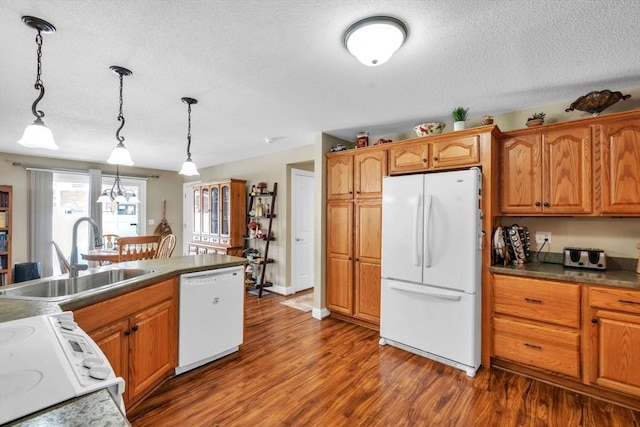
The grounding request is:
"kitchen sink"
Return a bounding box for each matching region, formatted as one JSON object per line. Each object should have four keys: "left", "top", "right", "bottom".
{"left": 0, "top": 268, "right": 156, "bottom": 301}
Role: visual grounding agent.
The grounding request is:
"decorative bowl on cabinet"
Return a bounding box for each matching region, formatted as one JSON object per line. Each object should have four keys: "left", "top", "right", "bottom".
{"left": 565, "top": 90, "right": 631, "bottom": 116}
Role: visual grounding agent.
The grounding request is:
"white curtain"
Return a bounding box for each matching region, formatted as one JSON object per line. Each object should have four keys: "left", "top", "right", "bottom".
{"left": 28, "top": 170, "right": 54, "bottom": 277}
{"left": 89, "top": 169, "right": 103, "bottom": 235}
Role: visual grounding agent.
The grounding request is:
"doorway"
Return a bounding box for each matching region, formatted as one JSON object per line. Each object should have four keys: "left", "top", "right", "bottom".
{"left": 291, "top": 168, "right": 315, "bottom": 292}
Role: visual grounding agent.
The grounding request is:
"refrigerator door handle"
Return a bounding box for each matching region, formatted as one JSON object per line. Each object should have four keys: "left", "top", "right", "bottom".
{"left": 424, "top": 194, "right": 432, "bottom": 268}
{"left": 412, "top": 195, "right": 422, "bottom": 266}
{"left": 389, "top": 282, "right": 462, "bottom": 301}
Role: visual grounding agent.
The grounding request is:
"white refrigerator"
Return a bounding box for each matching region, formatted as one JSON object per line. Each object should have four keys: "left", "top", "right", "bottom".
{"left": 379, "top": 168, "right": 482, "bottom": 377}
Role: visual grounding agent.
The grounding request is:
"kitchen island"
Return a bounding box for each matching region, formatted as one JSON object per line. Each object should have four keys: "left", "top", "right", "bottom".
{"left": 0, "top": 254, "right": 246, "bottom": 426}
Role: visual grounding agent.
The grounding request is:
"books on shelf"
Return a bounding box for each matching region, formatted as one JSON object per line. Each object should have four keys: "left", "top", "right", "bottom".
{"left": 0, "top": 211, "right": 6, "bottom": 228}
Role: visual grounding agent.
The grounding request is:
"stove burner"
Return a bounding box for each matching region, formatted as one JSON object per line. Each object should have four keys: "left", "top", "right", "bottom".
{"left": 0, "top": 325, "right": 35, "bottom": 346}
{"left": 0, "top": 370, "right": 44, "bottom": 399}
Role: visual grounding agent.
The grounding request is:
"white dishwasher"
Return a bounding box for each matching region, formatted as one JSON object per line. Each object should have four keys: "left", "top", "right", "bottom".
{"left": 176, "top": 266, "right": 244, "bottom": 375}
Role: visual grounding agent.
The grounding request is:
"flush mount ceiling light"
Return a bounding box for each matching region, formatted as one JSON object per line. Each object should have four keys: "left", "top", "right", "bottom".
{"left": 178, "top": 97, "right": 200, "bottom": 176}
{"left": 97, "top": 165, "right": 139, "bottom": 204}
{"left": 107, "top": 66, "right": 134, "bottom": 166}
{"left": 343, "top": 16, "right": 407, "bottom": 67}
{"left": 18, "top": 16, "right": 58, "bottom": 150}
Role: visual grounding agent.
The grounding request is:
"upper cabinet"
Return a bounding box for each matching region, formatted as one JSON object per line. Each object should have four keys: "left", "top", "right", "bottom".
{"left": 500, "top": 125, "right": 592, "bottom": 215}
{"left": 327, "top": 155, "right": 353, "bottom": 200}
{"left": 327, "top": 150, "right": 387, "bottom": 200}
{"left": 499, "top": 110, "right": 640, "bottom": 217}
{"left": 597, "top": 115, "right": 640, "bottom": 215}
{"left": 388, "top": 135, "right": 481, "bottom": 175}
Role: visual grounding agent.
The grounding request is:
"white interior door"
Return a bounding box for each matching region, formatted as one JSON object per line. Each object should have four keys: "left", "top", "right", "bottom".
{"left": 291, "top": 168, "right": 315, "bottom": 292}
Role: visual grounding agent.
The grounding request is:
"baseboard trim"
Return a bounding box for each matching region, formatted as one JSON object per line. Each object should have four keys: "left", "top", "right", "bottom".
{"left": 312, "top": 307, "right": 331, "bottom": 320}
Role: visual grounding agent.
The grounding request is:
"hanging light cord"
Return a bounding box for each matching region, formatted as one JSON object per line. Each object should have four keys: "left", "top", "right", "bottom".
{"left": 31, "top": 30, "right": 46, "bottom": 119}
{"left": 115, "top": 72, "right": 126, "bottom": 143}
{"left": 186, "top": 102, "right": 193, "bottom": 160}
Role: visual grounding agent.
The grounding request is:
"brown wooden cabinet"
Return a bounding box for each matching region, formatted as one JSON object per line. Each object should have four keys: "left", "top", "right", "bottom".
{"left": 189, "top": 179, "right": 246, "bottom": 256}
{"left": 326, "top": 201, "right": 353, "bottom": 315}
{"left": 585, "top": 286, "right": 640, "bottom": 398}
{"left": 597, "top": 116, "right": 640, "bottom": 215}
{"left": 327, "top": 155, "right": 354, "bottom": 200}
{"left": 500, "top": 125, "right": 592, "bottom": 215}
{"left": 492, "top": 274, "right": 582, "bottom": 378}
{"left": 354, "top": 201, "right": 382, "bottom": 323}
{"left": 389, "top": 135, "right": 481, "bottom": 175}
{"left": 327, "top": 150, "right": 387, "bottom": 200}
{"left": 0, "top": 185, "right": 12, "bottom": 285}
{"left": 326, "top": 149, "right": 386, "bottom": 326}
{"left": 74, "top": 278, "right": 178, "bottom": 406}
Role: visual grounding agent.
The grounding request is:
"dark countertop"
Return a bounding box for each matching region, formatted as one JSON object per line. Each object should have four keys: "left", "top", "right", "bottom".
{"left": 0, "top": 254, "right": 246, "bottom": 323}
{"left": 0, "top": 254, "right": 246, "bottom": 425}
{"left": 489, "top": 261, "right": 640, "bottom": 290}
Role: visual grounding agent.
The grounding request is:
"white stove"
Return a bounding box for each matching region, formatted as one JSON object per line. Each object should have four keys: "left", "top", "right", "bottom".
{"left": 0, "top": 312, "right": 125, "bottom": 424}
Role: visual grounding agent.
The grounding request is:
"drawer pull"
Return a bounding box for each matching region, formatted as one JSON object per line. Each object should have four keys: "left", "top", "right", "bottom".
{"left": 524, "top": 298, "right": 543, "bottom": 304}
{"left": 618, "top": 299, "right": 640, "bottom": 306}
{"left": 591, "top": 318, "right": 598, "bottom": 324}
{"left": 524, "top": 343, "right": 542, "bottom": 350}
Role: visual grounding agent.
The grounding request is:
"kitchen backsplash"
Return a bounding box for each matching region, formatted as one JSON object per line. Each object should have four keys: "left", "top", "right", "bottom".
{"left": 499, "top": 217, "right": 640, "bottom": 259}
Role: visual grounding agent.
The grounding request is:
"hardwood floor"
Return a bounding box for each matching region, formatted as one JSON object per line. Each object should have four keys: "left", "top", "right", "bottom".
{"left": 128, "top": 291, "right": 640, "bottom": 426}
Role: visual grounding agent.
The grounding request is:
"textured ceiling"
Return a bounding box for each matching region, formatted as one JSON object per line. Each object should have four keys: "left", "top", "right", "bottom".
{"left": 1, "top": 0, "right": 639, "bottom": 172}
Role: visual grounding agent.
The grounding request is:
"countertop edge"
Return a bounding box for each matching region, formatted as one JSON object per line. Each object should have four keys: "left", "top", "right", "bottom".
{"left": 489, "top": 263, "right": 640, "bottom": 290}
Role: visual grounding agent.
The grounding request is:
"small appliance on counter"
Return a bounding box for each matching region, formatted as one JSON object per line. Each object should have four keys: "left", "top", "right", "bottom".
{"left": 563, "top": 247, "right": 606, "bottom": 270}
{"left": 492, "top": 224, "right": 531, "bottom": 266}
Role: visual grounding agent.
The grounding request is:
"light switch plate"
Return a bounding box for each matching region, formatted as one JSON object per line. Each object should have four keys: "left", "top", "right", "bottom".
{"left": 148, "top": 219, "right": 155, "bottom": 225}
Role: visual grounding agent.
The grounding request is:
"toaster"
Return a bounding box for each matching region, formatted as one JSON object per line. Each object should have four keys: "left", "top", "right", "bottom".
{"left": 563, "top": 247, "right": 606, "bottom": 270}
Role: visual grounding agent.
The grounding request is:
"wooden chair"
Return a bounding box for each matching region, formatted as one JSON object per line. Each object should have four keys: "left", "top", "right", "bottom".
{"left": 52, "top": 241, "right": 70, "bottom": 274}
{"left": 154, "top": 234, "right": 176, "bottom": 259}
{"left": 117, "top": 235, "right": 162, "bottom": 262}
{"left": 102, "top": 234, "right": 120, "bottom": 250}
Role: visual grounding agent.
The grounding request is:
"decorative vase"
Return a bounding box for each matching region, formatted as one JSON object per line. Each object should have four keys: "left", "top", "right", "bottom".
{"left": 454, "top": 121, "right": 466, "bottom": 131}
{"left": 526, "top": 118, "right": 544, "bottom": 127}
{"left": 481, "top": 115, "right": 494, "bottom": 125}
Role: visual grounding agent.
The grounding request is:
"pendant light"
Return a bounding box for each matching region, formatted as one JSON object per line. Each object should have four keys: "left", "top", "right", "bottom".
{"left": 179, "top": 97, "right": 200, "bottom": 176}
{"left": 18, "top": 16, "right": 58, "bottom": 150}
{"left": 343, "top": 16, "right": 408, "bottom": 67}
{"left": 107, "top": 66, "right": 134, "bottom": 166}
{"left": 96, "top": 165, "right": 140, "bottom": 204}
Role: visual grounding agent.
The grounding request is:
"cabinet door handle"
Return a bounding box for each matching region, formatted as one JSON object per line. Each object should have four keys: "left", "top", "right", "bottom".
{"left": 131, "top": 325, "right": 139, "bottom": 332}
{"left": 534, "top": 201, "right": 541, "bottom": 207}
{"left": 591, "top": 318, "right": 598, "bottom": 324}
{"left": 356, "top": 191, "right": 360, "bottom": 194}
{"left": 524, "top": 297, "right": 542, "bottom": 304}
{"left": 349, "top": 191, "right": 353, "bottom": 194}
{"left": 422, "top": 158, "right": 427, "bottom": 163}
{"left": 618, "top": 299, "right": 640, "bottom": 306}
{"left": 124, "top": 330, "right": 131, "bottom": 336}
{"left": 433, "top": 156, "right": 439, "bottom": 161}
{"left": 524, "top": 343, "right": 542, "bottom": 350}
{"left": 543, "top": 202, "right": 550, "bottom": 207}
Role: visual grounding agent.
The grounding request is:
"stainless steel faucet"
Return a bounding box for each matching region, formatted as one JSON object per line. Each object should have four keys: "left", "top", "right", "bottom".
{"left": 69, "top": 217, "right": 103, "bottom": 278}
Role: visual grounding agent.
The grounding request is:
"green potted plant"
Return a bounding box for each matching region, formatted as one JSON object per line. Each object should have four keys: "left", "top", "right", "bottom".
{"left": 452, "top": 107, "right": 469, "bottom": 130}
{"left": 526, "top": 112, "right": 545, "bottom": 127}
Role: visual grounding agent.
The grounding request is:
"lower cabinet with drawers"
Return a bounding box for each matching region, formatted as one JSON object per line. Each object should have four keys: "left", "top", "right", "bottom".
{"left": 491, "top": 273, "right": 640, "bottom": 409}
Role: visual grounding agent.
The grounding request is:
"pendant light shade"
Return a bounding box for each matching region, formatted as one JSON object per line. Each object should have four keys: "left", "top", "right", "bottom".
{"left": 179, "top": 158, "right": 199, "bottom": 176}
{"left": 107, "top": 66, "right": 134, "bottom": 165}
{"left": 18, "top": 116, "right": 57, "bottom": 149}
{"left": 18, "top": 16, "right": 58, "bottom": 150}
{"left": 179, "top": 97, "right": 200, "bottom": 176}
{"left": 107, "top": 141, "right": 134, "bottom": 166}
{"left": 344, "top": 16, "right": 407, "bottom": 67}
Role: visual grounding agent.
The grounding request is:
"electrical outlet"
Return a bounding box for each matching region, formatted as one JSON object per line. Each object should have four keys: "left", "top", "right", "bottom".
{"left": 535, "top": 231, "right": 551, "bottom": 244}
